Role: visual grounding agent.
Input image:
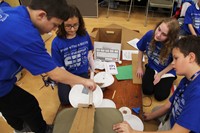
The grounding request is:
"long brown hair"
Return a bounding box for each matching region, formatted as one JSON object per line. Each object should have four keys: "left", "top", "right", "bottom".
{"left": 56, "top": 5, "right": 86, "bottom": 38}
{"left": 149, "top": 18, "right": 180, "bottom": 64}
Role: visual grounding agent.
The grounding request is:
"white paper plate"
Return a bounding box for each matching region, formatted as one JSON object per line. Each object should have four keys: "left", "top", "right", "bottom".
{"left": 94, "top": 59, "right": 105, "bottom": 70}
{"left": 69, "top": 84, "right": 103, "bottom": 108}
{"left": 96, "top": 99, "right": 116, "bottom": 108}
{"left": 123, "top": 114, "right": 144, "bottom": 131}
{"left": 94, "top": 72, "right": 114, "bottom": 88}
{"left": 119, "top": 106, "right": 132, "bottom": 115}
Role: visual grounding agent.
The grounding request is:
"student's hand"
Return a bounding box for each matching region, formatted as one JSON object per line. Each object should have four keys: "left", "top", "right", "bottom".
{"left": 113, "top": 121, "right": 135, "bottom": 133}
{"left": 136, "top": 67, "right": 144, "bottom": 79}
{"left": 84, "top": 79, "right": 97, "bottom": 91}
{"left": 153, "top": 73, "right": 161, "bottom": 85}
{"left": 143, "top": 112, "right": 153, "bottom": 121}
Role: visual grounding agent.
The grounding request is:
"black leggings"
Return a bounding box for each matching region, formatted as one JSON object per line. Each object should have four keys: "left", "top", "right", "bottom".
{"left": 57, "top": 72, "right": 89, "bottom": 105}
{"left": 142, "top": 65, "right": 176, "bottom": 101}
{"left": 0, "top": 85, "right": 47, "bottom": 133}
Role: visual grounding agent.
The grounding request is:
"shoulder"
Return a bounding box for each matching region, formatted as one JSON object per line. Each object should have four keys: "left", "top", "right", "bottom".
{"left": 52, "top": 36, "right": 65, "bottom": 47}
{"left": 53, "top": 36, "right": 62, "bottom": 42}
{"left": 0, "top": 1, "right": 10, "bottom": 7}
{"left": 140, "top": 30, "right": 154, "bottom": 40}
{"left": 187, "top": 3, "right": 197, "bottom": 11}
{"left": 144, "top": 30, "right": 154, "bottom": 38}
{"left": 192, "top": 76, "right": 200, "bottom": 90}
{"left": 1, "top": 6, "right": 36, "bottom": 34}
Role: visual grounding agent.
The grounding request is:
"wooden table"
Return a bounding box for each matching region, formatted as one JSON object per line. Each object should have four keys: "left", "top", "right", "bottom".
{"left": 102, "top": 60, "right": 143, "bottom": 119}
{"left": 57, "top": 24, "right": 143, "bottom": 119}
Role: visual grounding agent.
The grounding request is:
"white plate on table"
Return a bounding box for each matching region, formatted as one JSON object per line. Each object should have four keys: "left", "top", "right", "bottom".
{"left": 94, "top": 72, "right": 114, "bottom": 88}
{"left": 123, "top": 114, "right": 144, "bottom": 131}
{"left": 69, "top": 84, "right": 103, "bottom": 108}
{"left": 119, "top": 106, "right": 132, "bottom": 115}
{"left": 96, "top": 99, "right": 116, "bottom": 108}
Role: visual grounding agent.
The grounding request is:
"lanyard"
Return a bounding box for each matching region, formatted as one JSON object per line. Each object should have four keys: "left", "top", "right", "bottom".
{"left": 163, "top": 70, "right": 200, "bottom": 125}
{"left": 189, "top": 70, "right": 200, "bottom": 81}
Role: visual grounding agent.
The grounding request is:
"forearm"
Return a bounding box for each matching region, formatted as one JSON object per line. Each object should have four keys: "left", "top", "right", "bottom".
{"left": 137, "top": 51, "right": 144, "bottom": 68}
{"left": 188, "top": 24, "right": 197, "bottom": 36}
{"left": 46, "top": 67, "right": 87, "bottom": 86}
{"left": 88, "top": 50, "right": 95, "bottom": 71}
{"left": 149, "top": 102, "right": 171, "bottom": 120}
{"left": 158, "top": 63, "right": 173, "bottom": 76}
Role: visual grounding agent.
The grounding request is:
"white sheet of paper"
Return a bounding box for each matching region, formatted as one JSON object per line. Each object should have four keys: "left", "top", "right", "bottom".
{"left": 105, "top": 62, "right": 118, "bottom": 75}
{"left": 122, "top": 50, "right": 145, "bottom": 62}
{"left": 122, "top": 50, "right": 138, "bottom": 60}
{"left": 127, "top": 38, "right": 140, "bottom": 49}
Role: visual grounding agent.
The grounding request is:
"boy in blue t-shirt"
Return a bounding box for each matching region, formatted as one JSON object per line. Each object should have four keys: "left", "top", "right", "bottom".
{"left": 180, "top": 0, "right": 200, "bottom": 36}
{"left": 0, "top": 0, "right": 96, "bottom": 132}
{"left": 113, "top": 36, "right": 200, "bottom": 133}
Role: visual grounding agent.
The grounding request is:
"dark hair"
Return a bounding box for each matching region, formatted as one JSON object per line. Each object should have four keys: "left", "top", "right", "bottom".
{"left": 173, "top": 36, "right": 200, "bottom": 65}
{"left": 150, "top": 18, "right": 180, "bottom": 64}
{"left": 28, "top": 0, "right": 69, "bottom": 20}
{"left": 56, "top": 5, "right": 86, "bottom": 38}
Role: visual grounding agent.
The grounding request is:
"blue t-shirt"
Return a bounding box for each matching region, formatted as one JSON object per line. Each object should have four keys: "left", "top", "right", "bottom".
{"left": 181, "top": 3, "right": 200, "bottom": 35}
{"left": 0, "top": 6, "right": 57, "bottom": 97}
{"left": 136, "top": 30, "right": 175, "bottom": 75}
{"left": 51, "top": 32, "right": 93, "bottom": 75}
{"left": 169, "top": 75, "right": 200, "bottom": 133}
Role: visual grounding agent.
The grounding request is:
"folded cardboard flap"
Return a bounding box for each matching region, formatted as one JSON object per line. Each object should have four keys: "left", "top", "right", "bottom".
{"left": 90, "top": 28, "right": 122, "bottom": 44}
{"left": 97, "top": 28, "right": 121, "bottom": 43}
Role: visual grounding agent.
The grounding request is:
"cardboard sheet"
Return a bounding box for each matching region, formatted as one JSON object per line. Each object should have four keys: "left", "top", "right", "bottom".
{"left": 53, "top": 108, "right": 123, "bottom": 133}
{"left": 132, "top": 54, "right": 145, "bottom": 84}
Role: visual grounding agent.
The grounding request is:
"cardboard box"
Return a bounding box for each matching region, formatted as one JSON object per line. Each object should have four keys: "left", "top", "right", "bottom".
{"left": 90, "top": 28, "right": 122, "bottom": 62}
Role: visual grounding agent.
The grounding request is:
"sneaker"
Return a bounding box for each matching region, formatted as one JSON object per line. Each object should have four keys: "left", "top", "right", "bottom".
{"left": 45, "top": 125, "right": 53, "bottom": 133}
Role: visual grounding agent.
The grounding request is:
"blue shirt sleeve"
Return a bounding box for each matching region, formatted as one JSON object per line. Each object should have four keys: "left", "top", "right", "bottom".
{"left": 136, "top": 30, "right": 153, "bottom": 52}
{"left": 184, "top": 6, "right": 193, "bottom": 25}
{"left": 51, "top": 37, "right": 65, "bottom": 67}
{"left": 86, "top": 32, "right": 94, "bottom": 51}
{"left": 12, "top": 42, "right": 57, "bottom": 75}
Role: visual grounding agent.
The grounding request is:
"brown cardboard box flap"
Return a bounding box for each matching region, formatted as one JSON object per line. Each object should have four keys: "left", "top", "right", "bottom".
{"left": 91, "top": 28, "right": 122, "bottom": 43}
{"left": 132, "top": 54, "right": 146, "bottom": 84}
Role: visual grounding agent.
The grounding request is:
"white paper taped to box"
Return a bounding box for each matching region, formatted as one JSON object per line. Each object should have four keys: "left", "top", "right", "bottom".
{"left": 94, "top": 41, "right": 121, "bottom": 62}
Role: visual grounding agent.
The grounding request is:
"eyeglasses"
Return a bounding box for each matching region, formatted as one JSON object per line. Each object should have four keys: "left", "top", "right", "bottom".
{"left": 64, "top": 23, "right": 79, "bottom": 30}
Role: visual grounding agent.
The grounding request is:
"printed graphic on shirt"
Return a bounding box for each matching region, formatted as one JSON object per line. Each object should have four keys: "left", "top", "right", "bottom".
{"left": 192, "top": 13, "right": 200, "bottom": 29}
{"left": 0, "top": 9, "right": 9, "bottom": 22}
{"left": 171, "top": 88, "right": 185, "bottom": 121}
{"left": 146, "top": 44, "right": 169, "bottom": 66}
{"left": 62, "top": 41, "right": 89, "bottom": 70}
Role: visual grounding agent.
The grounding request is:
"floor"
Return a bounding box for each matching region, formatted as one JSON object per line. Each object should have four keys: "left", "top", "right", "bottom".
{"left": 0, "top": 5, "right": 181, "bottom": 132}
